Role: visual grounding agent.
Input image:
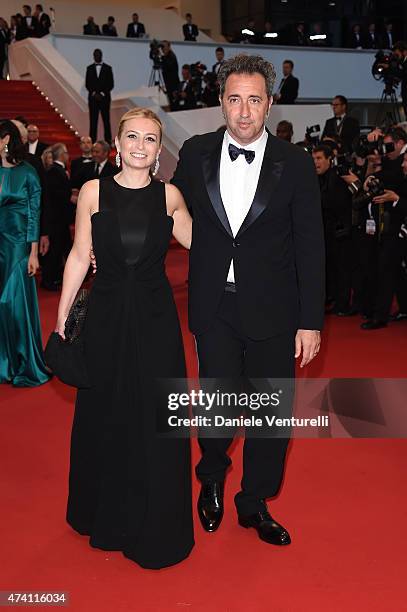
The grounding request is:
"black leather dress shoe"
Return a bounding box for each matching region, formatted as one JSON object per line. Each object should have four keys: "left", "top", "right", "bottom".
{"left": 360, "top": 319, "right": 387, "bottom": 330}
{"left": 238, "top": 510, "right": 291, "bottom": 545}
{"left": 389, "top": 311, "right": 407, "bottom": 322}
{"left": 197, "top": 480, "right": 224, "bottom": 532}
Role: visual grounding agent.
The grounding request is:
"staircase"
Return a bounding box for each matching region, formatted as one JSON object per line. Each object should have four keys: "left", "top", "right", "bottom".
{"left": 0, "top": 80, "right": 81, "bottom": 157}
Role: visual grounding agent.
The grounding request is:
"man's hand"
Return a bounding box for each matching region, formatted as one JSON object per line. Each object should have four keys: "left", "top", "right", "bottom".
{"left": 295, "top": 329, "right": 321, "bottom": 368}
{"left": 340, "top": 171, "right": 359, "bottom": 185}
{"left": 39, "top": 235, "right": 50, "bottom": 256}
{"left": 372, "top": 189, "right": 399, "bottom": 205}
{"left": 90, "top": 245, "right": 97, "bottom": 273}
{"left": 367, "top": 128, "right": 383, "bottom": 142}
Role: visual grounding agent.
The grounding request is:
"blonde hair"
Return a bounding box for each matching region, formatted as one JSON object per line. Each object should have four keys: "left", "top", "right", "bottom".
{"left": 117, "top": 107, "right": 163, "bottom": 143}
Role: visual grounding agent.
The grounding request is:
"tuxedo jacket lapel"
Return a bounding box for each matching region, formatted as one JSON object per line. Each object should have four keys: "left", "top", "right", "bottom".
{"left": 201, "top": 134, "right": 233, "bottom": 237}
{"left": 236, "top": 133, "right": 284, "bottom": 238}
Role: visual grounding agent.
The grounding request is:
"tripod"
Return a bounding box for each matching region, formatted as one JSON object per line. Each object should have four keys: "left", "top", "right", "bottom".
{"left": 375, "top": 81, "right": 402, "bottom": 127}
{"left": 148, "top": 63, "right": 166, "bottom": 92}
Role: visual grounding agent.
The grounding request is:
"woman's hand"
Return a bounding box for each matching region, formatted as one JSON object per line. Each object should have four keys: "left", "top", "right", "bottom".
{"left": 27, "top": 253, "right": 39, "bottom": 276}
{"left": 55, "top": 315, "right": 67, "bottom": 340}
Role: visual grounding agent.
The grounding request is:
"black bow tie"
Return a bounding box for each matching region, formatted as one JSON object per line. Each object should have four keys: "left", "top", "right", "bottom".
{"left": 228, "top": 143, "right": 255, "bottom": 164}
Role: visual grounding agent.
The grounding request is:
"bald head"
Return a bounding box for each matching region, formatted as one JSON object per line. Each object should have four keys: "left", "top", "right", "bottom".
{"left": 11, "top": 119, "right": 28, "bottom": 144}
{"left": 27, "top": 124, "right": 40, "bottom": 144}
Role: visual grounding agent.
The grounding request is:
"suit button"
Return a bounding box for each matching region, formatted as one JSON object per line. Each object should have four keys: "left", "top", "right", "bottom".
{"left": 232, "top": 241, "right": 240, "bottom": 248}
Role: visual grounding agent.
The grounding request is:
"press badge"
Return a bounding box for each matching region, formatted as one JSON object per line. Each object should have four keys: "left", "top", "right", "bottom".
{"left": 366, "top": 219, "right": 376, "bottom": 235}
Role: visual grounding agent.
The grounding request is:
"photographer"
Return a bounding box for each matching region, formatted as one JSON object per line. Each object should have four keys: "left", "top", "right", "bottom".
{"left": 201, "top": 72, "right": 220, "bottom": 107}
{"left": 160, "top": 41, "right": 180, "bottom": 111}
{"left": 392, "top": 42, "right": 407, "bottom": 119}
{"left": 312, "top": 145, "right": 354, "bottom": 315}
{"left": 173, "top": 64, "right": 197, "bottom": 111}
{"left": 352, "top": 134, "right": 407, "bottom": 329}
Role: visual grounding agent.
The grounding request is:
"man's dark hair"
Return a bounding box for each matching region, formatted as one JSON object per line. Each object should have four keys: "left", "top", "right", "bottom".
{"left": 108, "top": 16, "right": 115, "bottom": 22}
{"left": 14, "top": 115, "right": 29, "bottom": 126}
{"left": 36, "top": 4, "right": 43, "bottom": 10}
{"left": 283, "top": 59, "right": 294, "bottom": 69}
{"left": 216, "top": 46, "right": 224, "bottom": 53}
{"left": 94, "top": 139, "right": 110, "bottom": 154}
{"left": 0, "top": 119, "right": 26, "bottom": 164}
{"left": 186, "top": 13, "right": 192, "bottom": 18}
{"left": 218, "top": 54, "right": 276, "bottom": 99}
{"left": 182, "top": 64, "right": 190, "bottom": 70}
{"left": 334, "top": 95, "right": 348, "bottom": 107}
{"left": 93, "top": 48, "right": 102, "bottom": 59}
{"left": 132, "top": 13, "right": 138, "bottom": 18}
{"left": 393, "top": 41, "right": 407, "bottom": 53}
{"left": 385, "top": 126, "right": 407, "bottom": 143}
{"left": 277, "top": 120, "right": 293, "bottom": 133}
{"left": 312, "top": 144, "right": 333, "bottom": 159}
{"left": 23, "top": 5, "right": 31, "bottom": 12}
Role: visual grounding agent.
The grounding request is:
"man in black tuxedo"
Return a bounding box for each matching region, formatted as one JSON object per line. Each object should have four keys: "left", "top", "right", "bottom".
{"left": 212, "top": 47, "right": 225, "bottom": 76}
{"left": 74, "top": 140, "right": 117, "bottom": 188}
{"left": 0, "top": 19, "right": 11, "bottom": 79}
{"left": 322, "top": 95, "right": 360, "bottom": 153}
{"left": 41, "top": 143, "right": 73, "bottom": 290}
{"left": 381, "top": 22, "right": 394, "bottom": 50}
{"left": 33, "top": 4, "right": 51, "bottom": 36}
{"left": 274, "top": 59, "right": 299, "bottom": 104}
{"left": 102, "top": 16, "right": 117, "bottom": 37}
{"left": 348, "top": 23, "right": 363, "bottom": 49}
{"left": 85, "top": 49, "right": 114, "bottom": 144}
{"left": 126, "top": 13, "right": 145, "bottom": 38}
{"left": 83, "top": 17, "right": 101, "bottom": 36}
{"left": 363, "top": 23, "right": 379, "bottom": 49}
{"left": 172, "top": 54, "right": 324, "bottom": 545}
{"left": 183, "top": 13, "right": 198, "bottom": 41}
{"left": 173, "top": 64, "right": 197, "bottom": 111}
{"left": 70, "top": 135, "right": 93, "bottom": 187}
{"left": 160, "top": 40, "right": 180, "bottom": 111}
{"left": 22, "top": 5, "right": 39, "bottom": 37}
{"left": 26, "top": 124, "right": 48, "bottom": 157}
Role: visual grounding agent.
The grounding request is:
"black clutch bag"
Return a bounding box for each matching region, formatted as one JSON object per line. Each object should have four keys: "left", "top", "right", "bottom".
{"left": 45, "top": 288, "right": 91, "bottom": 388}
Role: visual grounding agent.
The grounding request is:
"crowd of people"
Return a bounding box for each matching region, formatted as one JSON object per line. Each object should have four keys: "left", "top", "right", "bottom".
{"left": 275, "top": 95, "right": 407, "bottom": 330}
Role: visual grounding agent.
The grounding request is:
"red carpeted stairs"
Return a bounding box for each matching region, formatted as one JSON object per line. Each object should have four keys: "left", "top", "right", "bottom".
{"left": 0, "top": 80, "right": 81, "bottom": 157}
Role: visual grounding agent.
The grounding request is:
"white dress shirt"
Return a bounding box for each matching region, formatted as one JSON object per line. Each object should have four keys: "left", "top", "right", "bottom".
{"left": 95, "top": 62, "right": 102, "bottom": 78}
{"left": 28, "top": 140, "right": 38, "bottom": 154}
{"left": 219, "top": 128, "right": 268, "bottom": 283}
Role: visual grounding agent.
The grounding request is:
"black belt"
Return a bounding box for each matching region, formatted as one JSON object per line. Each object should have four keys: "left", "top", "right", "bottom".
{"left": 225, "top": 282, "right": 236, "bottom": 293}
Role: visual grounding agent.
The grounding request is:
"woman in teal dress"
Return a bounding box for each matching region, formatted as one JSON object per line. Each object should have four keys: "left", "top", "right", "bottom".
{"left": 0, "top": 120, "right": 50, "bottom": 386}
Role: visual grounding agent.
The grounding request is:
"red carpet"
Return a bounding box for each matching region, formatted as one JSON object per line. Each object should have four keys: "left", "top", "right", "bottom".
{"left": 0, "top": 81, "right": 81, "bottom": 157}
{"left": 1, "top": 246, "right": 407, "bottom": 611}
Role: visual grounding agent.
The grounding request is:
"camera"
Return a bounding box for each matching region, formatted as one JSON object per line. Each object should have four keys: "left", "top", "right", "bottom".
{"left": 372, "top": 50, "right": 401, "bottom": 91}
{"left": 352, "top": 177, "right": 385, "bottom": 209}
{"left": 332, "top": 153, "right": 353, "bottom": 176}
{"left": 353, "top": 135, "right": 395, "bottom": 158}
{"left": 306, "top": 124, "right": 321, "bottom": 144}
{"left": 149, "top": 39, "right": 163, "bottom": 68}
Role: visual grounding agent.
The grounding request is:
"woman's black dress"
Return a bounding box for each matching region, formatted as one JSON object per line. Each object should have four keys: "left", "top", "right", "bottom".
{"left": 66, "top": 176, "right": 194, "bottom": 569}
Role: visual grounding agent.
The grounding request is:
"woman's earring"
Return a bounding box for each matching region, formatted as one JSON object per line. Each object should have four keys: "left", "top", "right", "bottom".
{"left": 4, "top": 144, "right": 9, "bottom": 154}
{"left": 152, "top": 156, "right": 160, "bottom": 176}
{"left": 115, "top": 151, "right": 121, "bottom": 167}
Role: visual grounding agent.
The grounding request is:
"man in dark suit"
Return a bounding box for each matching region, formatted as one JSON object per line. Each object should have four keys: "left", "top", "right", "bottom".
{"left": 41, "top": 143, "right": 73, "bottom": 290}
{"left": 74, "top": 140, "right": 117, "bottom": 188}
{"left": 0, "top": 19, "right": 11, "bottom": 79}
{"left": 173, "top": 64, "right": 197, "bottom": 111}
{"left": 22, "top": 5, "right": 39, "bottom": 37}
{"left": 33, "top": 4, "right": 51, "bottom": 36}
{"left": 274, "top": 59, "right": 299, "bottom": 104}
{"left": 83, "top": 16, "right": 101, "bottom": 36}
{"left": 126, "top": 13, "right": 145, "bottom": 38}
{"left": 85, "top": 49, "right": 114, "bottom": 144}
{"left": 160, "top": 40, "right": 180, "bottom": 111}
{"left": 381, "top": 22, "right": 394, "bottom": 50}
{"left": 172, "top": 54, "right": 324, "bottom": 545}
{"left": 212, "top": 47, "right": 225, "bottom": 76}
{"left": 348, "top": 23, "right": 363, "bottom": 49}
{"left": 363, "top": 23, "right": 379, "bottom": 49}
{"left": 102, "top": 16, "right": 117, "bottom": 37}
{"left": 183, "top": 13, "right": 199, "bottom": 41}
{"left": 70, "top": 135, "right": 94, "bottom": 187}
{"left": 322, "top": 95, "right": 360, "bottom": 153}
{"left": 26, "top": 124, "right": 48, "bottom": 157}
{"left": 393, "top": 42, "right": 407, "bottom": 119}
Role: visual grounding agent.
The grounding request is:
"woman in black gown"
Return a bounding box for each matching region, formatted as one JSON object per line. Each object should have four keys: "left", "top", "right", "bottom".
{"left": 55, "top": 108, "right": 194, "bottom": 569}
